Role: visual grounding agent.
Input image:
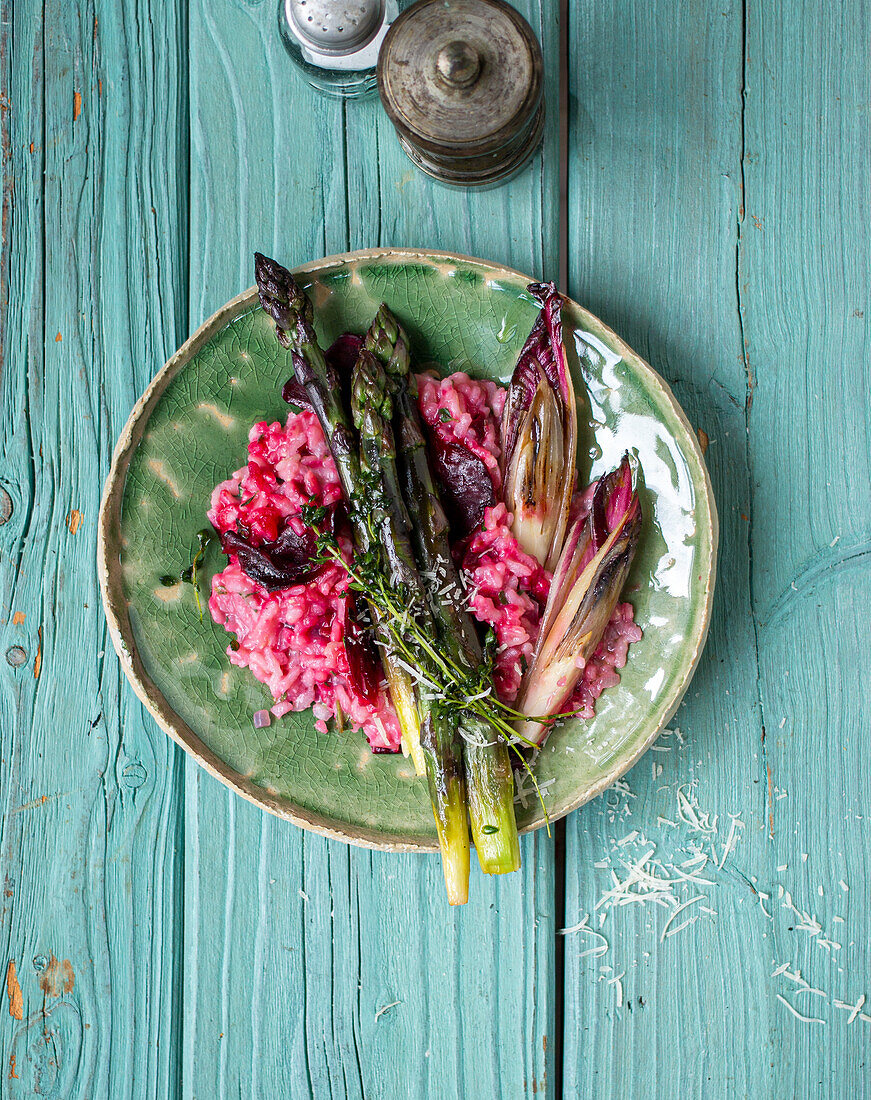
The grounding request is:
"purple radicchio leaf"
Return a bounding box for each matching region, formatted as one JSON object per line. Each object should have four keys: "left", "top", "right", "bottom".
{"left": 221, "top": 506, "right": 342, "bottom": 592}
{"left": 429, "top": 439, "right": 495, "bottom": 538}
{"left": 324, "top": 333, "right": 364, "bottom": 376}
{"left": 281, "top": 363, "right": 312, "bottom": 411}
{"left": 282, "top": 334, "right": 363, "bottom": 411}
{"left": 222, "top": 528, "right": 320, "bottom": 592}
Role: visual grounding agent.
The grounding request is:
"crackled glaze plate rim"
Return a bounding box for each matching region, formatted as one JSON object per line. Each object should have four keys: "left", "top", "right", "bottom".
{"left": 98, "top": 246, "right": 718, "bottom": 853}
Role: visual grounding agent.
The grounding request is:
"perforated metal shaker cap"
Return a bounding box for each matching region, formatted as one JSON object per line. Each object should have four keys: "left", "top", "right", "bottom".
{"left": 377, "top": 0, "right": 544, "bottom": 186}
{"left": 289, "top": 0, "right": 385, "bottom": 56}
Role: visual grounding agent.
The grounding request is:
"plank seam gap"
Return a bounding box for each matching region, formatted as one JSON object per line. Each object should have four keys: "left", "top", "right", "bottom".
{"left": 341, "top": 98, "right": 351, "bottom": 252}
{"left": 176, "top": 3, "right": 192, "bottom": 1093}
{"left": 299, "top": 839, "right": 314, "bottom": 1093}
{"left": 555, "top": 0, "right": 569, "bottom": 1095}
{"left": 735, "top": 0, "right": 770, "bottom": 838}
{"left": 0, "top": 1, "right": 11, "bottom": 391}
{"left": 558, "top": 0, "right": 569, "bottom": 292}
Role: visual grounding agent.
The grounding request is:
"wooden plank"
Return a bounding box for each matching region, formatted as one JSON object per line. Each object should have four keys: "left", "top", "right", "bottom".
{"left": 562, "top": 0, "right": 871, "bottom": 1096}
{"left": 185, "top": 2, "right": 559, "bottom": 1096}
{"left": 183, "top": 11, "right": 348, "bottom": 1097}
{"left": 0, "top": 0, "right": 188, "bottom": 1094}
{"left": 561, "top": 0, "right": 773, "bottom": 1095}
{"left": 739, "top": 0, "right": 871, "bottom": 1089}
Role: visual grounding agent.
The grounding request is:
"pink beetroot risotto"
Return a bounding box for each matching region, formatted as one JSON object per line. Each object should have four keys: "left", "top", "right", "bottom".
{"left": 208, "top": 371, "right": 641, "bottom": 752}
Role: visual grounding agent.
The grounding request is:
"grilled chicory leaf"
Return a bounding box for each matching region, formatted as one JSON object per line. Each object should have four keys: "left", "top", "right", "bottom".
{"left": 513, "top": 455, "right": 642, "bottom": 745}
{"left": 501, "top": 283, "right": 578, "bottom": 572}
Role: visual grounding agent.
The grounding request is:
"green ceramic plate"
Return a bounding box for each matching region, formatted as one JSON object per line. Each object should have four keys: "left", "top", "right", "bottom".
{"left": 98, "top": 248, "right": 717, "bottom": 851}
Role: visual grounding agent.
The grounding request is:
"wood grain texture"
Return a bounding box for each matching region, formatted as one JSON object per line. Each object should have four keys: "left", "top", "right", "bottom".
{"left": 563, "top": 0, "right": 871, "bottom": 1096}
{"left": 0, "top": 0, "right": 187, "bottom": 1095}
{"left": 184, "top": 1, "right": 558, "bottom": 1097}
{"left": 5, "top": 0, "right": 868, "bottom": 1093}
{"left": 740, "top": 0, "right": 871, "bottom": 1090}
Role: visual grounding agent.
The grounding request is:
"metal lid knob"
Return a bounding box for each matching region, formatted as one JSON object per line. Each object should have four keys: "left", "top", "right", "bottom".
{"left": 436, "top": 40, "right": 482, "bottom": 88}
{"left": 377, "top": 0, "right": 545, "bottom": 187}
{"left": 288, "top": 0, "right": 384, "bottom": 56}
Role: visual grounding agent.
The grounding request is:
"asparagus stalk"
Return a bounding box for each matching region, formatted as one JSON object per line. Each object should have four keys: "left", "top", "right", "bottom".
{"left": 365, "top": 305, "right": 521, "bottom": 875}
{"left": 253, "top": 254, "right": 424, "bottom": 775}
{"left": 350, "top": 349, "right": 471, "bottom": 904}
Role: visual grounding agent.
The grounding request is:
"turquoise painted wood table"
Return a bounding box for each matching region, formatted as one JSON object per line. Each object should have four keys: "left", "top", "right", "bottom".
{"left": 1, "top": 0, "right": 868, "bottom": 1095}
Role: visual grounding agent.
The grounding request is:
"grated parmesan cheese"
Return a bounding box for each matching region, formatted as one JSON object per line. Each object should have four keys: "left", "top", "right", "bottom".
{"left": 833, "top": 994, "right": 866, "bottom": 1024}
{"left": 374, "top": 1001, "right": 401, "bottom": 1022}
{"left": 776, "top": 994, "right": 825, "bottom": 1025}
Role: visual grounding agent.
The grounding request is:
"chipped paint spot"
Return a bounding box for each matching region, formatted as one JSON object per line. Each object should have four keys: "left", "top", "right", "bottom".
{"left": 218, "top": 671, "right": 231, "bottom": 696}
{"left": 55, "top": 332, "right": 62, "bottom": 342}
{"left": 356, "top": 748, "right": 371, "bottom": 773}
{"left": 10, "top": 792, "right": 64, "bottom": 814}
{"left": 697, "top": 428, "right": 709, "bottom": 454}
{"left": 11, "top": 611, "right": 25, "bottom": 625}
{"left": 33, "top": 626, "right": 42, "bottom": 679}
{"left": 73, "top": 91, "right": 81, "bottom": 120}
{"left": 8, "top": 1052, "right": 17, "bottom": 1079}
{"left": 37, "top": 954, "right": 74, "bottom": 997}
{"left": 394, "top": 170, "right": 416, "bottom": 191}
{"left": 67, "top": 508, "right": 82, "bottom": 534}
{"left": 147, "top": 459, "right": 181, "bottom": 499}
{"left": 178, "top": 652, "right": 199, "bottom": 665}
{"left": 197, "top": 402, "right": 235, "bottom": 428}
{"left": 6, "top": 960, "right": 22, "bottom": 1019}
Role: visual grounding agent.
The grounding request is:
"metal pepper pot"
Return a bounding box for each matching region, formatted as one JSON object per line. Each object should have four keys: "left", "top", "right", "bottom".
{"left": 377, "top": 0, "right": 545, "bottom": 187}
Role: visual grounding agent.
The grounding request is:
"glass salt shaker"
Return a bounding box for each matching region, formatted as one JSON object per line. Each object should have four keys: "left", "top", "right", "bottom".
{"left": 278, "top": 0, "right": 404, "bottom": 99}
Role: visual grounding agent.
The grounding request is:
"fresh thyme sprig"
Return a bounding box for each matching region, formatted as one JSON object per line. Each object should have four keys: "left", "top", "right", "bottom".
{"left": 308, "top": 503, "right": 574, "bottom": 831}
{"left": 168, "top": 528, "right": 215, "bottom": 620}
